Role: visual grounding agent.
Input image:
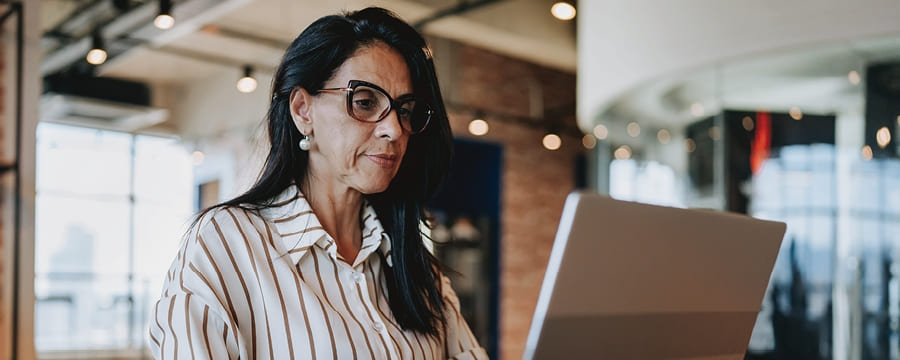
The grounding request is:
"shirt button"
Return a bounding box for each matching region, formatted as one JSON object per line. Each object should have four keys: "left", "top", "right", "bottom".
{"left": 351, "top": 272, "right": 364, "bottom": 283}
{"left": 373, "top": 321, "right": 385, "bottom": 333}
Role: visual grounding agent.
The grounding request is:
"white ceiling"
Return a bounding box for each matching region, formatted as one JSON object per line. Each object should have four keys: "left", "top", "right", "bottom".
{"left": 80, "top": 0, "right": 577, "bottom": 85}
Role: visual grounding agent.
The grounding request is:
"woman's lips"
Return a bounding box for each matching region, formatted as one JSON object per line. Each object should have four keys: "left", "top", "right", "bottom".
{"left": 366, "top": 154, "right": 397, "bottom": 169}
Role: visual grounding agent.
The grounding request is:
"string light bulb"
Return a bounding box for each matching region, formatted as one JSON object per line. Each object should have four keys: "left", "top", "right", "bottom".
{"left": 154, "top": 0, "right": 175, "bottom": 30}
{"left": 236, "top": 65, "right": 258, "bottom": 93}
{"left": 86, "top": 31, "right": 107, "bottom": 65}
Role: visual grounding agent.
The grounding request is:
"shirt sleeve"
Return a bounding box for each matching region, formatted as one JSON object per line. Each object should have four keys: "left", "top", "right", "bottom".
{"left": 149, "top": 292, "right": 237, "bottom": 359}
{"left": 148, "top": 212, "right": 242, "bottom": 359}
{"left": 441, "top": 275, "right": 490, "bottom": 360}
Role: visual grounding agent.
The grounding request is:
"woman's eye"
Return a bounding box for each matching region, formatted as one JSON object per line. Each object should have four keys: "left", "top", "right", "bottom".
{"left": 354, "top": 99, "right": 376, "bottom": 109}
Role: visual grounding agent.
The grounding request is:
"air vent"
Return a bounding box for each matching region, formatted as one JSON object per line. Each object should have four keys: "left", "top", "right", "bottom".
{"left": 40, "top": 93, "right": 168, "bottom": 132}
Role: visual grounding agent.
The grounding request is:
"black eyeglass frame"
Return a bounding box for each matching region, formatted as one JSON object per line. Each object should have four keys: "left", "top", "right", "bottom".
{"left": 318, "top": 80, "right": 433, "bottom": 134}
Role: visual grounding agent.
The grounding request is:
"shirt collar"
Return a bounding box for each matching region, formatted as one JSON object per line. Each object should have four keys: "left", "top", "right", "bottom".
{"left": 260, "top": 185, "right": 393, "bottom": 267}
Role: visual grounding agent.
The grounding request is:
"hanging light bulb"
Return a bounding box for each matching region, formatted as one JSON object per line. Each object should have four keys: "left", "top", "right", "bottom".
{"left": 154, "top": 0, "right": 175, "bottom": 30}
{"left": 86, "top": 31, "right": 107, "bottom": 65}
{"left": 468, "top": 118, "right": 489, "bottom": 136}
{"left": 542, "top": 133, "right": 562, "bottom": 150}
{"left": 550, "top": 2, "right": 576, "bottom": 21}
{"left": 236, "top": 65, "right": 258, "bottom": 93}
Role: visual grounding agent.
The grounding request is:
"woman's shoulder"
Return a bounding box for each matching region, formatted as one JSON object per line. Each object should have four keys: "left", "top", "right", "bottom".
{"left": 191, "top": 205, "right": 270, "bottom": 245}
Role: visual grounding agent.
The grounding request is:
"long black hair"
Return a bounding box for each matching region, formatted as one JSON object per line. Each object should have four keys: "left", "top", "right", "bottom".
{"left": 194, "top": 7, "right": 453, "bottom": 336}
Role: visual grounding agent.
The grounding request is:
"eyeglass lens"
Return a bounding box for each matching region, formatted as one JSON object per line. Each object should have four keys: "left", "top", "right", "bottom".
{"left": 350, "top": 84, "right": 429, "bottom": 133}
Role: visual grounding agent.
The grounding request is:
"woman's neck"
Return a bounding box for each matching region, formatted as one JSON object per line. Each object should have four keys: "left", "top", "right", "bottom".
{"left": 301, "top": 176, "right": 364, "bottom": 264}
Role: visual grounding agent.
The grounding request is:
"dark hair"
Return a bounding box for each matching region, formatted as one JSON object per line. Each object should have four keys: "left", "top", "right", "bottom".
{"left": 193, "top": 7, "right": 453, "bottom": 336}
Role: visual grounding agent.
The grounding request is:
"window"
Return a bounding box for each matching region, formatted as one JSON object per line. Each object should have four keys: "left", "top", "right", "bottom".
{"left": 34, "top": 122, "right": 192, "bottom": 357}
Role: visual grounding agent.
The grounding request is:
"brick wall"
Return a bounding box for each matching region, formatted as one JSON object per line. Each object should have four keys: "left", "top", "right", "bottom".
{"left": 438, "top": 41, "right": 582, "bottom": 360}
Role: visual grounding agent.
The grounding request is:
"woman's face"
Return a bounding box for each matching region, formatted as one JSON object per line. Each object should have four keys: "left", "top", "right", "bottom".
{"left": 292, "top": 42, "right": 413, "bottom": 195}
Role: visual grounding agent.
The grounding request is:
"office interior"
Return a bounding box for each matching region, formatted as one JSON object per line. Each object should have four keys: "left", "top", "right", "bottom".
{"left": 0, "top": 0, "right": 898, "bottom": 359}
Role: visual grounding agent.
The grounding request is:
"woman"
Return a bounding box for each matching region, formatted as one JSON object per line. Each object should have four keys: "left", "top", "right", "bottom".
{"left": 149, "top": 7, "right": 487, "bottom": 359}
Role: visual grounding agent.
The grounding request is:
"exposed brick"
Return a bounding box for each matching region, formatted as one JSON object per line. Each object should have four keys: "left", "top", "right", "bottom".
{"left": 444, "top": 42, "right": 580, "bottom": 360}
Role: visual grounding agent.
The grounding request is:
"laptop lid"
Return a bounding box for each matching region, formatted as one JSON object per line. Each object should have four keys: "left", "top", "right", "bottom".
{"left": 523, "top": 192, "right": 786, "bottom": 360}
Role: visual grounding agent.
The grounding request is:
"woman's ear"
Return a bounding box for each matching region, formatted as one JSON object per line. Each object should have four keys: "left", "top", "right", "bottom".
{"left": 289, "top": 87, "right": 314, "bottom": 134}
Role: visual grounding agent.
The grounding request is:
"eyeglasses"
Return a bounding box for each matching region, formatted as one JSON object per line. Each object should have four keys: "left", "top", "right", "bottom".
{"left": 318, "top": 80, "right": 433, "bottom": 134}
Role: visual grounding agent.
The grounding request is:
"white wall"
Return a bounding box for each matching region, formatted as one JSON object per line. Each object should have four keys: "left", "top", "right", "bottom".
{"left": 578, "top": 0, "right": 900, "bottom": 131}
{"left": 169, "top": 68, "right": 274, "bottom": 199}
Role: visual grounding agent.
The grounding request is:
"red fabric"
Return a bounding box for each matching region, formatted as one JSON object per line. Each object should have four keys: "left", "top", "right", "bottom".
{"left": 751, "top": 111, "right": 771, "bottom": 174}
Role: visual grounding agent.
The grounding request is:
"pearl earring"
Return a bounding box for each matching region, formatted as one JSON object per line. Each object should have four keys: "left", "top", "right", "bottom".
{"left": 299, "top": 134, "right": 311, "bottom": 151}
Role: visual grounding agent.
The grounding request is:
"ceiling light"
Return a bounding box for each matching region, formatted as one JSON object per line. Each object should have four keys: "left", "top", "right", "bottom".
{"left": 154, "top": 0, "right": 175, "bottom": 30}
{"left": 896, "top": 115, "right": 899, "bottom": 126}
{"left": 686, "top": 138, "right": 696, "bottom": 153}
{"left": 848, "top": 70, "right": 861, "bottom": 85}
{"left": 691, "top": 102, "right": 704, "bottom": 117}
{"left": 236, "top": 65, "right": 258, "bottom": 93}
{"left": 626, "top": 122, "right": 641, "bottom": 137}
{"left": 582, "top": 134, "right": 596, "bottom": 149}
{"left": 657, "top": 129, "right": 671, "bottom": 144}
{"left": 708, "top": 126, "right": 721, "bottom": 141}
{"left": 542, "top": 133, "right": 562, "bottom": 151}
{"left": 861, "top": 145, "right": 873, "bottom": 160}
{"left": 742, "top": 116, "right": 754, "bottom": 131}
{"left": 550, "top": 2, "right": 576, "bottom": 21}
{"left": 468, "top": 119, "right": 489, "bottom": 136}
{"left": 614, "top": 145, "right": 632, "bottom": 160}
{"left": 593, "top": 124, "right": 608, "bottom": 140}
{"left": 789, "top": 107, "right": 803, "bottom": 120}
{"left": 876, "top": 126, "right": 891, "bottom": 148}
{"left": 86, "top": 31, "right": 107, "bottom": 65}
{"left": 192, "top": 151, "right": 205, "bottom": 166}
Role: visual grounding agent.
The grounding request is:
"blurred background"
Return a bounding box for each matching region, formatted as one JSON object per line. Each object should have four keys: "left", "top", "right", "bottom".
{"left": 0, "top": 0, "right": 899, "bottom": 359}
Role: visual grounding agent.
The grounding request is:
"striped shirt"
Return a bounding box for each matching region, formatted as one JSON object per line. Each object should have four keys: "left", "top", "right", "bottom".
{"left": 149, "top": 185, "right": 487, "bottom": 359}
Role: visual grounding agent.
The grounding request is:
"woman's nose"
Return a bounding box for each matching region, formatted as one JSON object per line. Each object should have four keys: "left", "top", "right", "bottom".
{"left": 375, "top": 108, "right": 404, "bottom": 140}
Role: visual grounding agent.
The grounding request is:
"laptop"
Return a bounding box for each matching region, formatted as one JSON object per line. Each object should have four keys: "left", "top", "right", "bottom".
{"left": 523, "top": 192, "right": 786, "bottom": 360}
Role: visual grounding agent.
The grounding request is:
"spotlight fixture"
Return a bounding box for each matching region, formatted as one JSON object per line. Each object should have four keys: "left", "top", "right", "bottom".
{"left": 789, "top": 107, "right": 803, "bottom": 120}
{"left": 614, "top": 145, "right": 632, "bottom": 160}
{"left": 468, "top": 118, "right": 489, "bottom": 136}
{"left": 626, "top": 122, "right": 641, "bottom": 137}
{"left": 742, "top": 116, "right": 754, "bottom": 131}
{"left": 236, "top": 65, "right": 258, "bottom": 93}
{"left": 191, "top": 151, "right": 205, "bottom": 166}
{"left": 593, "top": 124, "right": 608, "bottom": 140}
{"left": 154, "top": 0, "right": 175, "bottom": 30}
{"left": 582, "top": 134, "right": 596, "bottom": 149}
{"left": 551, "top": 2, "right": 576, "bottom": 21}
{"left": 690, "top": 102, "right": 705, "bottom": 117}
{"left": 657, "top": 129, "right": 671, "bottom": 144}
{"left": 685, "top": 138, "right": 696, "bottom": 153}
{"left": 876, "top": 126, "right": 891, "bottom": 149}
{"left": 861, "top": 145, "right": 873, "bottom": 160}
{"left": 542, "top": 133, "right": 562, "bottom": 151}
{"left": 848, "top": 70, "right": 861, "bottom": 85}
{"left": 86, "top": 31, "right": 107, "bottom": 65}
